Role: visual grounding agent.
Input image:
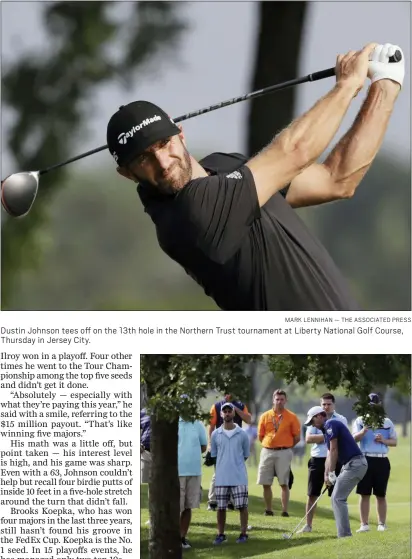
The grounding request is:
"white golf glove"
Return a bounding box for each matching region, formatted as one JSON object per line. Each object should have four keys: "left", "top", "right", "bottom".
{"left": 368, "top": 43, "right": 405, "bottom": 88}
{"left": 328, "top": 471, "right": 337, "bottom": 485}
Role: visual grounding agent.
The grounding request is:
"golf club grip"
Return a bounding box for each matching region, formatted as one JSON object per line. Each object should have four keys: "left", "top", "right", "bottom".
{"left": 389, "top": 50, "right": 402, "bottom": 62}
{"left": 309, "top": 50, "right": 401, "bottom": 84}
{"left": 309, "top": 67, "right": 336, "bottom": 82}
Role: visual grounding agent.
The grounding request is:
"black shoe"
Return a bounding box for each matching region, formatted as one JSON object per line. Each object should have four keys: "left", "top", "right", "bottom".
{"left": 181, "top": 537, "right": 191, "bottom": 549}
{"left": 281, "top": 511, "right": 289, "bottom": 517}
{"left": 228, "top": 503, "right": 235, "bottom": 511}
{"left": 207, "top": 503, "right": 217, "bottom": 511}
{"left": 264, "top": 510, "right": 274, "bottom": 516}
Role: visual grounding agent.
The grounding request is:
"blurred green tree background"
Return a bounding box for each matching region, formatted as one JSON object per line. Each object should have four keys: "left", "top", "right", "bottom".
{"left": 1, "top": 2, "right": 410, "bottom": 311}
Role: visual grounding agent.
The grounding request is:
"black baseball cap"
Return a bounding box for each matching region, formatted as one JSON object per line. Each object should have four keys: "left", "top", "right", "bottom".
{"left": 106, "top": 101, "right": 180, "bottom": 167}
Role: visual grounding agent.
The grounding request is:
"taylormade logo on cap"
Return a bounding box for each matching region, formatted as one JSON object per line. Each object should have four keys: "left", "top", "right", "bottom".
{"left": 118, "top": 115, "right": 162, "bottom": 145}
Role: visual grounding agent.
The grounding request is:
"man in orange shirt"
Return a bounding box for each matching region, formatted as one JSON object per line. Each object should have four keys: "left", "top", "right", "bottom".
{"left": 257, "top": 389, "right": 301, "bottom": 516}
{"left": 207, "top": 394, "right": 252, "bottom": 511}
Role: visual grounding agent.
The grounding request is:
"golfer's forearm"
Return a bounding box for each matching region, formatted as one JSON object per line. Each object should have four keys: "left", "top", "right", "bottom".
{"left": 278, "top": 81, "right": 356, "bottom": 165}
{"left": 327, "top": 449, "right": 338, "bottom": 472}
{"left": 247, "top": 81, "right": 356, "bottom": 206}
{"left": 208, "top": 425, "right": 215, "bottom": 445}
{"left": 324, "top": 80, "right": 400, "bottom": 196}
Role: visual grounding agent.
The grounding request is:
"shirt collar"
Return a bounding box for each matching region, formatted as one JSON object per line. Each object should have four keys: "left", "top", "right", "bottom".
{"left": 219, "top": 424, "right": 239, "bottom": 433}
{"left": 271, "top": 408, "right": 286, "bottom": 416}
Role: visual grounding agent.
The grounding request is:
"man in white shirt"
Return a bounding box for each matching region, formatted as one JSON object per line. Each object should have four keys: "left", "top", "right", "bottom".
{"left": 352, "top": 393, "right": 398, "bottom": 533}
{"left": 298, "top": 393, "right": 348, "bottom": 533}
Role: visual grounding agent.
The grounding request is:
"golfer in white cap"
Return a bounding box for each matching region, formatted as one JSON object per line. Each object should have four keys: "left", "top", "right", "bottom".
{"left": 299, "top": 394, "right": 348, "bottom": 533}
{"left": 304, "top": 405, "right": 368, "bottom": 538}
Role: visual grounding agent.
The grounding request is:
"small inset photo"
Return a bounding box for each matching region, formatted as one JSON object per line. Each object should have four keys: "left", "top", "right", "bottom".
{"left": 140, "top": 354, "right": 410, "bottom": 558}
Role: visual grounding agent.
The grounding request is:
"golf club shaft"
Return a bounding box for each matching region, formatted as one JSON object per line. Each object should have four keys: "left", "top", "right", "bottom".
{"left": 38, "top": 67, "right": 336, "bottom": 176}
{"left": 172, "top": 67, "right": 335, "bottom": 124}
{"left": 287, "top": 486, "right": 328, "bottom": 537}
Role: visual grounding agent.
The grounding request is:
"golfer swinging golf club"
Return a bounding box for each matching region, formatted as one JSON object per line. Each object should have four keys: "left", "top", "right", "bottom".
{"left": 107, "top": 43, "right": 404, "bottom": 310}
{"left": 304, "top": 406, "right": 368, "bottom": 538}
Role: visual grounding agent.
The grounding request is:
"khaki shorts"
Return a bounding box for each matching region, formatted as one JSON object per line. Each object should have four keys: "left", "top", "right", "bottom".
{"left": 257, "top": 447, "right": 293, "bottom": 486}
{"left": 141, "top": 450, "right": 152, "bottom": 483}
{"left": 180, "top": 476, "right": 202, "bottom": 512}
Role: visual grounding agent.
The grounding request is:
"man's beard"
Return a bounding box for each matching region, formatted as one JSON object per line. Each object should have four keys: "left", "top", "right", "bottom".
{"left": 156, "top": 147, "right": 192, "bottom": 194}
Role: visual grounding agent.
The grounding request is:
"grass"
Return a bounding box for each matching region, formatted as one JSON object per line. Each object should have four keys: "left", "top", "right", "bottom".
{"left": 140, "top": 430, "right": 410, "bottom": 558}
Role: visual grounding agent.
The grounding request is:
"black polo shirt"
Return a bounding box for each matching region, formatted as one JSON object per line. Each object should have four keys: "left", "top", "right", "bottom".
{"left": 137, "top": 152, "right": 359, "bottom": 310}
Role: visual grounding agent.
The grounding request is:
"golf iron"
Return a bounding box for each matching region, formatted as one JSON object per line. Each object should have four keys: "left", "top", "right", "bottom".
{"left": 281, "top": 485, "right": 329, "bottom": 540}
{"left": 1, "top": 50, "right": 402, "bottom": 218}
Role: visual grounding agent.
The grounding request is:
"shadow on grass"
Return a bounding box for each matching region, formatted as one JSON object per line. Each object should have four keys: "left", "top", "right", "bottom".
{"left": 140, "top": 485, "right": 342, "bottom": 558}
{"left": 140, "top": 532, "right": 335, "bottom": 558}
{"left": 191, "top": 521, "right": 288, "bottom": 533}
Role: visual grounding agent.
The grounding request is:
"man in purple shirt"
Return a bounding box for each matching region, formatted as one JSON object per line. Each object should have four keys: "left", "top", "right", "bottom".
{"left": 305, "top": 406, "right": 368, "bottom": 538}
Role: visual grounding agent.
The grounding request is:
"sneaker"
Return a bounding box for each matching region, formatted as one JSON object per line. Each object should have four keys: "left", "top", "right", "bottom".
{"left": 356, "top": 524, "right": 370, "bottom": 533}
{"left": 213, "top": 534, "right": 227, "bottom": 545}
{"left": 236, "top": 533, "right": 248, "bottom": 544}
{"left": 264, "top": 510, "right": 274, "bottom": 516}
{"left": 181, "top": 537, "right": 191, "bottom": 549}
{"left": 297, "top": 524, "right": 312, "bottom": 533}
{"left": 207, "top": 503, "right": 217, "bottom": 511}
{"left": 377, "top": 524, "right": 388, "bottom": 531}
{"left": 227, "top": 503, "right": 235, "bottom": 511}
{"left": 281, "top": 512, "right": 289, "bottom": 517}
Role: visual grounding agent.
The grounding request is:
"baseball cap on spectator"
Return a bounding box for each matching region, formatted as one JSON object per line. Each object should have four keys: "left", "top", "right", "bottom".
{"left": 221, "top": 402, "right": 234, "bottom": 411}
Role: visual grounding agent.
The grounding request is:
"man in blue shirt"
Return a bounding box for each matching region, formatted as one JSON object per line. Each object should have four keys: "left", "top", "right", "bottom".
{"left": 352, "top": 393, "right": 398, "bottom": 533}
{"left": 299, "top": 393, "right": 348, "bottom": 533}
{"left": 207, "top": 394, "right": 251, "bottom": 511}
{"left": 178, "top": 417, "right": 207, "bottom": 550}
{"left": 210, "top": 402, "right": 250, "bottom": 545}
{"left": 305, "top": 405, "right": 367, "bottom": 538}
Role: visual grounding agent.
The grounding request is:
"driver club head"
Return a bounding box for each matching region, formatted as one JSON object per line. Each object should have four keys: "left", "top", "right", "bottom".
{"left": 1, "top": 171, "right": 40, "bottom": 218}
{"left": 282, "top": 533, "right": 291, "bottom": 539}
